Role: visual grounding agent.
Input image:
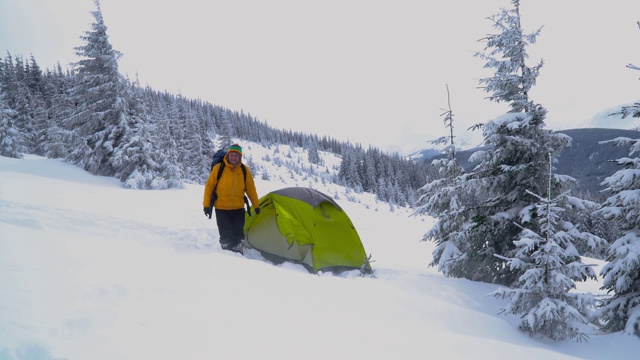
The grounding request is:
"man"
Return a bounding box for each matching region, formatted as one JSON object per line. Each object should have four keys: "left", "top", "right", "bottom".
{"left": 203, "top": 144, "right": 260, "bottom": 253}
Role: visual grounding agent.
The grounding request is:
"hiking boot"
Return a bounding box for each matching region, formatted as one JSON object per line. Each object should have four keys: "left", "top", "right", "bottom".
{"left": 221, "top": 240, "right": 243, "bottom": 254}
{"left": 230, "top": 241, "right": 244, "bottom": 254}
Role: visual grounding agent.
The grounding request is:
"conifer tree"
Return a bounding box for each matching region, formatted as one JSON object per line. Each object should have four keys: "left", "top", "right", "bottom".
{"left": 415, "top": 85, "right": 467, "bottom": 275}
{"left": 111, "top": 80, "right": 160, "bottom": 189}
{"left": 64, "top": 0, "right": 129, "bottom": 176}
{"left": 360, "top": 150, "right": 377, "bottom": 192}
{"left": 179, "top": 99, "right": 207, "bottom": 182}
{"left": 432, "top": 0, "right": 576, "bottom": 285}
{"left": 44, "top": 64, "right": 78, "bottom": 159}
{"left": 491, "top": 154, "right": 601, "bottom": 341}
{"left": 376, "top": 177, "right": 389, "bottom": 202}
{"left": 194, "top": 104, "right": 215, "bottom": 179}
{"left": 216, "top": 110, "right": 235, "bottom": 150}
{"left": 338, "top": 148, "right": 362, "bottom": 190}
{"left": 591, "top": 22, "right": 640, "bottom": 336}
{"left": 24, "top": 56, "right": 48, "bottom": 155}
{"left": 14, "top": 80, "right": 36, "bottom": 152}
{"left": 154, "top": 114, "right": 184, "bottom": 189}
{"left": 593, "top": 135, "right": 640, "bottom": 335}
{"left": 0, "top": 55, "right": 27, "bottom": 156}
{"left": 308, "top": 144, "right": 321, "bottom": 165}
{"left": 0, "top": 53, "right": 19, "bottom": 110}
{"left": 0, "top": 92, "right": 24, "bottom": 158}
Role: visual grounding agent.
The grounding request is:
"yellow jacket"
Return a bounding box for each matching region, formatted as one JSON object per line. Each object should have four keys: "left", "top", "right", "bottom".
{"left": 203, "top": 155, "right": 260, "bottom": 210}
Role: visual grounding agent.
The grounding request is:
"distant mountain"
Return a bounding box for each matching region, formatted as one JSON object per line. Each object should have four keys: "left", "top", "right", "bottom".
{"left": 580, "top": 105, "right": 640, "bottom": 130}
{"left": 555, "top": 128, "right": 638, "bottom": 194}
{"left": 405, "top": 147, "right": 441, "bottom": 161}
{"left": 420, "top": 128, "right": 639, "bottom": 196}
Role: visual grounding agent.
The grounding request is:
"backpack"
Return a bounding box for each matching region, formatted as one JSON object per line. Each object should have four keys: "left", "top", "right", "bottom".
{"left": 209, "top": 149, "right": 251, "bottom": 215}
{"left": 210, "top": 149, "right": 227, "bottom": 171}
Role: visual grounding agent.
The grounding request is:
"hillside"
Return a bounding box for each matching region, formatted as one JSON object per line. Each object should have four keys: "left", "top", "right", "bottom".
{"left": 2, "top": 144, "right": 639, "bottom": 359}
{"left": 555, "top": 128, "right": 639, "bottom": 195}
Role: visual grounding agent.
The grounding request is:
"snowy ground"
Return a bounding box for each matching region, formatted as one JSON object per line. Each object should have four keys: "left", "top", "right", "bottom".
{"left": 1, "top": 147, "right": 638, "bottom": 359}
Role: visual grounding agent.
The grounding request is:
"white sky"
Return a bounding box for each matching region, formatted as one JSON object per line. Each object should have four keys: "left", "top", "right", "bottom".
{"left": 1, "top": 0, "right": 640, "bottom": 153}
{"left": 2, "top": 145, "right": 638, "bottom": 358}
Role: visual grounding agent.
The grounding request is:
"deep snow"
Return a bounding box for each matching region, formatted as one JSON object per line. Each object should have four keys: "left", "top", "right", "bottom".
{"left": 1, "top": 144, "right": 638, "bottom": 359}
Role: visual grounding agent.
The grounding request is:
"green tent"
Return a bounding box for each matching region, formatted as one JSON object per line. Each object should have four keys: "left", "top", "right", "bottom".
{"left": 244, "top": 187, "right": 371, "bottom": 273}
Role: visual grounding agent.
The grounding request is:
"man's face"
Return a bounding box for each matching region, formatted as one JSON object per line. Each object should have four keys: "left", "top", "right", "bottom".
{"left": 228, "top": 152, "right": 241, "bottom": 164}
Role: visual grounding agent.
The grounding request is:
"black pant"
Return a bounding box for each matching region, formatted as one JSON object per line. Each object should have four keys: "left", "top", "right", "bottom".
{"left": 214, "top": 208, "right": 245, "bottom": 249}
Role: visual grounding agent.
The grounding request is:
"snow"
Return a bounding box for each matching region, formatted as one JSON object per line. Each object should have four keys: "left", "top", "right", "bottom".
{"left": 1, "top": 147, "right": 639, "bottom": 359}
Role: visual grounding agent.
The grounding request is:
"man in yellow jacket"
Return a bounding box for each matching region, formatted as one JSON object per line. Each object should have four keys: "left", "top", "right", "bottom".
{"left": 203, "top": 144, "right": 260, "bottom": 253}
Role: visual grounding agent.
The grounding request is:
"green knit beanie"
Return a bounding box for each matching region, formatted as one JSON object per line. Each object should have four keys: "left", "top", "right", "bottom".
{"left": 228, "top": 144, "right": 242, "bottom": 156}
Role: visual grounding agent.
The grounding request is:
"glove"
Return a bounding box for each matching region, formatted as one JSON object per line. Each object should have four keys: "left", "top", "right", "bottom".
{"left": 204, "top": 206, "right": 212, "bottom": 218}
{"left": 255, "top": 207, "right": 261, "bottom": 215}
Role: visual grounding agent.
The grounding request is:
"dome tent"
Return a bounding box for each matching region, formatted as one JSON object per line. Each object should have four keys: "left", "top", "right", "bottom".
{"left": 243, "top": 187, "right": 372, "bottom": 274}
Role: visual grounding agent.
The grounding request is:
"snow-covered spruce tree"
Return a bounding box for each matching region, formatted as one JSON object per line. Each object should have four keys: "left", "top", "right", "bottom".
{"left": 592, "top": 105, "right": 640, "bottom": 333}
{"left": 10, "top": 56, "right": 37, "bottom": 153}
{"left": 591, "top": 22, "right": 640, "bottom": 335}
{"left": 165, "top": 94, "right": 188, "bottom": 169}
{"left": 111, "top": 79, "right": 161, "bottom": 189}
{"left": 63, "top": 0, "right": 129, "bottom": 176}
{"left": 0, "top": 91, "right": 24, "bottom": 158}
{"left": 491, "top": 154, "right": 601, "bottom": 342}
{"left": 153, "top": 114, "right": 184, "bottom": 189}
{"left": 361, "top": 151, "right": 377, "bottom": 193}
{"left": 43, "top": 63, "right": 76, "bottom": 159}
{"left": 446, "top": 0, "right": 576, "bottom": 285}
{"left": 216, "top": 110, "right": 235, "bottom": 151}
{"left": 338, "top": 147, "right": 363, "bottom": 191}
{"left": 0, "top": 55, "right": 25, "bottom": 158}
{"left": 0, "top": 53, "right": 19, "bottom": 111}
{"left": 17, "top": 55, "right": 49, "bottom": 156}
{"left": 179, "top": 99, "right": 208, "bottom": 183}
{"left": 307, "top": 145, "right": 321, "bottom": 165}
{"left": 415, "top": 85, "right": 467, "bottom": 275}
{"left": 193, "top": 104, "right": 215, "bottom": 180}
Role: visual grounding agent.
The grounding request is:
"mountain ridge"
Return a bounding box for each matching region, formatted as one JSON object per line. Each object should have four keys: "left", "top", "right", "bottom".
{"left": 419, "top": 127, "right": 639, "bottom": 196}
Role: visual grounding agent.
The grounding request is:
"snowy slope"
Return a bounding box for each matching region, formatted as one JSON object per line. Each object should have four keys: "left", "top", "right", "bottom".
{"left": 1, "top": 144, "right": 638, "bottom": 359}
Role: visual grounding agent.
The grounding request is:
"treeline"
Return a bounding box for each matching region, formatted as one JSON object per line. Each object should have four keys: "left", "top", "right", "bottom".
{"left": 0, "top": 2, "right": 430, "bottom": 204}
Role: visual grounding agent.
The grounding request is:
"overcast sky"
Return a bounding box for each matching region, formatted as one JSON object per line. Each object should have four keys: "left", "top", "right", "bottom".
{"left": 2, "top": 0, "right": 640, "bottom": 153}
